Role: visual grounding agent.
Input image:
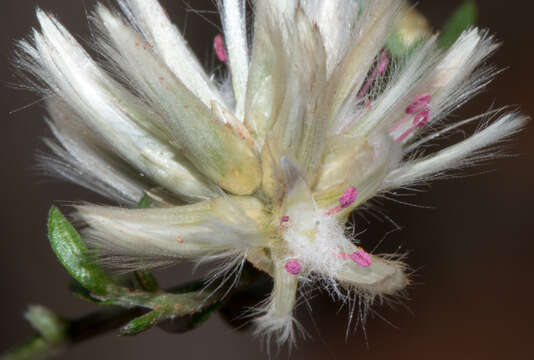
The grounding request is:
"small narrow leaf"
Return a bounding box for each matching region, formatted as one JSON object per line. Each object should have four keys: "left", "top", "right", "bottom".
{"left": 134, "top": 271, "right": 159, "bottom": 293}
{"left": 24, "top": 306, "right": 67, "bottom": 343}
{"left": 68, "top": 281, "right": 104, "bottom": 304}
{"left": 438, "top": 1, "right": 478, "bottom": 49}
{"left": 121, "top": 311, "right": 161, "bottom": 336}
{"left": 48, "top": 206, "right": 116, "bottom": 296}
{"left": 136, "top": 194, "right": 152, "bottom": 209}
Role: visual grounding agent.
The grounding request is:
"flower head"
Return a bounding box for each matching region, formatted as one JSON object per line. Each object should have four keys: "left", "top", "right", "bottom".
{"left": 17, "top": 0, "right": 526, "bottom": 346}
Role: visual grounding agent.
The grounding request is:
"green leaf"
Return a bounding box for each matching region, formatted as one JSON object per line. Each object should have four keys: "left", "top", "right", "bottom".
{"left": 121, "top": 311, "right": 161, "bottom": 336}
{"left": 136, "top": 194, "right": 152, "bottom": 209}
{"left": 24, "top": 306, "right": 67, "bottom": 344}
{"left": 48, "top": 206, "right": 117, "bottom": 297}
{"left": 68, "top": 281, "right": 117, "bottom": 305}
{"left": 438, "top": 1, "right": 478, "bottom": 49}
{"left": 134, "top": 271, "right": 159, "bottom": 292}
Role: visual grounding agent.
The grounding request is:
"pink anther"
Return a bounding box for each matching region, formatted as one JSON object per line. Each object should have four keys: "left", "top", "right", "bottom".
{"left": 339, "top": 186, "right": 358, "bottom": 209}
{"left": 281, "top": 216, "right": 290, "bottom": 223}
{"left": 285, "top": 259, "right": 302, "bottom": 275}
{"left": 326, "top": 187, "right": 359, "bottom": 216}
{"left": 358, "top": 49, "right": 390, "bottom": 99}
{"left": 405, "top": 93, "right": 431, "bottom": 115}
{"left": 214, "top": 34, "right": 228, "bottom": 63}
{"left": 395, "top": 93, "right": 432, "bottom": 143}
{"left": 396, "top": 108, "right": 431, "bottom": 143}
{"left": 413, "top": 108, "right": 430, "bottom": 128}
{"left": 350, "top": 249, "right": 372, "bottom": 267}
{"left": 378, "top": 49, "right": 390, "bottom": 75}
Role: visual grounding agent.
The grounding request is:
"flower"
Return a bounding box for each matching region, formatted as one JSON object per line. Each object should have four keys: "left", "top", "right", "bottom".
{"left": 17, "top": 0, "right": 526, "bottom": 346}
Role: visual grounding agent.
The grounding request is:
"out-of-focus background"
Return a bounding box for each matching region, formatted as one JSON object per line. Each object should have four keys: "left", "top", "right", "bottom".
{"left": 1, "top": 1, "right": 533, "bottom": 359}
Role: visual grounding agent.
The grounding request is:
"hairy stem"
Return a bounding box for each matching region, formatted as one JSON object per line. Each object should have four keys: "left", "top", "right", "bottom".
{"left": 1, "top": 267, "right": 270, "bottom": 360}
{"left": 1, "top": 306, "right": 145, "bottom": 360}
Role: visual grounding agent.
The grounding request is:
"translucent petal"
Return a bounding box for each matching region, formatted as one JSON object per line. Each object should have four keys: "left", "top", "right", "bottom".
{"left": 76, "top": 196, "right": 268, "bottom": 270}
{"left": 21, "top": 10, "right": 216, "bottom": 201}
{"left": 117, "top": 0, "right": 225, "bottom": 108}
{"left": 96, "top": 6, "right": 262, "bottom": 195}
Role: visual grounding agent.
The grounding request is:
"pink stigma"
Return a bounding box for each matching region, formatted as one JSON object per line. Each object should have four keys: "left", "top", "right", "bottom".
{"left": 214, "top": 34, "right": 228, "bottom": 63}
{"left": 350, "top": 249, "right": 372, "bottom": 267}
{"left": 285, "top": 260, "right": 302, "bottom": 275}
{"left": 281, "top": 216, "right": 290, "bottom": 223}
{"left": 339, "top": 186, "right": 358, "bottom": 208}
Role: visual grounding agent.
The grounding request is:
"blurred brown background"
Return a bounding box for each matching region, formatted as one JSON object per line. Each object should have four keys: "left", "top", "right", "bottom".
{"left": 1, "top": 0, "right": 533, "bottom": 359}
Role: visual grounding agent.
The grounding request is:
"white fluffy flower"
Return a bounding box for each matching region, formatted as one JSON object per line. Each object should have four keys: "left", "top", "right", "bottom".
{"left": 17, "top": 0, "right": 526, "bottom": 346}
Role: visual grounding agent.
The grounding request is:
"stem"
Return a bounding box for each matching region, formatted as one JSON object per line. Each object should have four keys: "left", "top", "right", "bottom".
{"left": 1, "top": 307, "right": 145, "bottom": 360}
{"left": 1, "top": 266, "right": 268, "bottom": 360}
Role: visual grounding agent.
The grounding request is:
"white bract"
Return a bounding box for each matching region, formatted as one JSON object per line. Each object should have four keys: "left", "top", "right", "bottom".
{"left": 17, "top": 0, "right": 526, "bottom": 346}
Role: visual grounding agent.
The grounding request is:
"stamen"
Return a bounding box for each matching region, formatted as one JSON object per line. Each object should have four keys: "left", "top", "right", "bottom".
{"left": 413, "top": 108, "right": 430, "bottom": 128}
{"left": 176, "top": 236, "right": 184, "bottom": 244}
{"left": 394, "top": 94, "right": 432, "bottom": 143}
{"left": 281, "top": 216, "right": 290, "bottom": 223}
{"left": 378, "top": 51, "right": 390, "bottom": 74}
{"left": 396, "top": 108, "right": 431, "bottom": 143}
{"left": 285, "top": 259, "right": 302, "bottom": 275}
{"left": 214, "top": 34, "right": 228, "bottom": 63}
{"left": 405, "top": 93, "right": 431, "bottom": 114}
{"left": 339, "top": 186, "right": 358, "bottom": 209}
{"left": 390, "top": 113, "right": 411, "bottom": 132}
{"left": 357, "top": 49, "right": 390, "bottom": 99}
{"left": 326, "top": 186, "right": 359, "bottom": 215}
{"left": 350, "top": 249, "right": 372, "bottom": 267}
{"left": 337, "top": 252, "right": 348, "bottom": 259}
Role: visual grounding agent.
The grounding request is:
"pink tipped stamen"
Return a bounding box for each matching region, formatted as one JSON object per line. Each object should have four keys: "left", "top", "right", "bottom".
{"left": 337, "top": 252, "right": 348, "bottom": 260}
{"left": 339, "top": 186, "right": 358, "bottom": 208}
{"left": 325, "top": 206, "right": 342, "bottom": 216}
{"left": 326, "top": 187, "right": 358, "bottom": 215}
{"left": 395, "top": 108, "right": 431, "bottom": 143}
{"left": 390, "top": 113, "right": 411, "bottom": 132}
{"left": 281, "top": 216, "right": 290, "bottom": 223}
{"left": 357, "top": 49, "right": 389, "bottom": 99}
{"left": 285, "top": 260, "right": 302, "bottom": 275}
{"left": 394, "top": 94, "right": 432, "bottom": 143}
{"left": 405, "top": 93, "right": 431, "bottom": 115}
{"left": 378, "top": 49, "right": 390, "bottom": 74}
{"left": 214, "top": 34, "right": 228, "bottom": 63}
{"left": 413, "top": 108, "right": 430, "bottom": 128}
{"left": 350, "top": 249, "right": 372, "bottom": 267}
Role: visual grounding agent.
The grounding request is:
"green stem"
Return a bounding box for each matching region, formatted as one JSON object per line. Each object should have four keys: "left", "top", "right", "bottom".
{"left": 1, "top": 267, "right": 268, "bottom": 360}
{"left": 1, "top": 307, "right": 145, "bottom": 360}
